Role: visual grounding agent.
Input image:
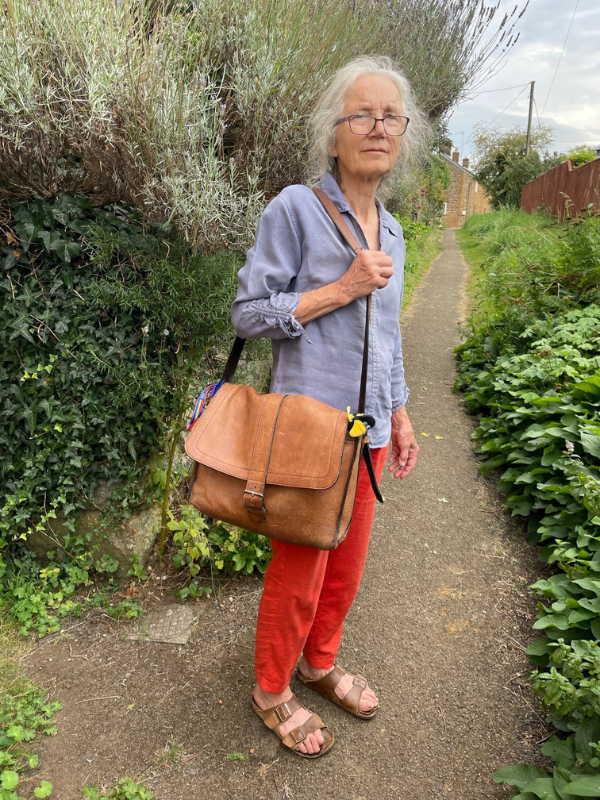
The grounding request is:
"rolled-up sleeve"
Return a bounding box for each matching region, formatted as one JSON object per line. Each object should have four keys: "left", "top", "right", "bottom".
{"left": 390, "top": 325, "right": 410, "bottom": 411}
{"left": 231, "top": 193, "right": 306, "bottom": 340}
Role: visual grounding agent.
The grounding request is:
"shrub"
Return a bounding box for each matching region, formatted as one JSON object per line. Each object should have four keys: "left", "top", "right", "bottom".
{"left": 0, "top": 0, "right": 525, "bottom": 251}
{"left": 457, "top": 209, "right": 600, "bottom": 796}
{"left": 0, "top": 194, "right": 238, "bottom": 562}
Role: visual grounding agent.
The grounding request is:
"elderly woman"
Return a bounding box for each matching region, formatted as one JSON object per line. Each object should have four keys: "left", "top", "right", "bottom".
{"left": 231, "top": 56, "right": 423, "bottom": 758}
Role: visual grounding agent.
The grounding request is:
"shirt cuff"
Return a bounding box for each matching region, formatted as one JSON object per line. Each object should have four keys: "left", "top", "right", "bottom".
{"left": 248, "top": 292, "right": 305, "bottom": 339}
{"left": 391, "top": 386, "right": 410, "bottom": 413}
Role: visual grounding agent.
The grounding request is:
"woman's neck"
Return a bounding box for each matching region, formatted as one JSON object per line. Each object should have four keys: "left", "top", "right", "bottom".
{"left": 336, "top": 171, "right": 379, "bottom": 227}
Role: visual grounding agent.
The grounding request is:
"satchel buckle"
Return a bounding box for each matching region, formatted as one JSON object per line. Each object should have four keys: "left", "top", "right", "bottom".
{"left": 244, "top": 490, "right": 266, "bottom": 516}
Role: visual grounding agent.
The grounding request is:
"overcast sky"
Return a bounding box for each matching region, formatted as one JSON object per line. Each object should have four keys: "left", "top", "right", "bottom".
{"left": 448, "top": 0, "right": 600, "bottom": 164}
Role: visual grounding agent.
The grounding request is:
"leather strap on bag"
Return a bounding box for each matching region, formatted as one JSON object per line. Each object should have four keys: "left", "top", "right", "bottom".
{"left": 222, "top": 184, "right": 383, "bottom": 504}
{"left": 244, "top": 394, "right": 285, "bottom": 521}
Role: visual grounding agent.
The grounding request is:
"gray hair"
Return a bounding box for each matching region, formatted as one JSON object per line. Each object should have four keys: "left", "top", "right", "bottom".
{"left": 307, "top": 55, "right": 430, "bottom": 187}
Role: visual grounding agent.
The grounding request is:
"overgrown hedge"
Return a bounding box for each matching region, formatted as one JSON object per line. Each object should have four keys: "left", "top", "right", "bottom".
{"left": 0, "top": 195, "right": 238, "bottom": 561}
{"left": 455, "top": 209, "right": 600, "bottom": 797}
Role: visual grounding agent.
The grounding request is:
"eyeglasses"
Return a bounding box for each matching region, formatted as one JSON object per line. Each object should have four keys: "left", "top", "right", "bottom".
{"left": 334, "top": 114, "right": 410, "bottom": 136}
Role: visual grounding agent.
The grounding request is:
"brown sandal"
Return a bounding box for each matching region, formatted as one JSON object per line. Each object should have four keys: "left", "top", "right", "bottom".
{"left": 251, "top": 693, "right": 335, "bottom": 759}
{"left": 296, "top": 664, "right": 379, "bottom": 720}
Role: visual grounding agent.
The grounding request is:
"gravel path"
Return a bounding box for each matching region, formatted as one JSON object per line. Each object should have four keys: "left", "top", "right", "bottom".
{"left": 26, "top": 230, "right": 546, "bottom": 800}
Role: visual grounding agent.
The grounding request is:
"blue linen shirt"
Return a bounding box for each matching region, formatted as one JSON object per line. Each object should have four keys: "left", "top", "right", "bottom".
{"left": 230, "top": 172, "right": 409, "bottom": 449}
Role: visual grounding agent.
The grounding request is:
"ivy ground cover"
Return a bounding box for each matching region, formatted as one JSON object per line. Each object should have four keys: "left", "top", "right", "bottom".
{"left": 455, "top": 209, "right": 600, "bottom": 797}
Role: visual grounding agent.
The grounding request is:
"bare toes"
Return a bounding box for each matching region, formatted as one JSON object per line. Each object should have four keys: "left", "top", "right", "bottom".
{"left": 359, "top": 687, "right": 378, "bottom": 711}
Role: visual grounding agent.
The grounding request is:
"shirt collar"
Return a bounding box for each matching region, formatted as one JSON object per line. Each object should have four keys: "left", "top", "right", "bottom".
{"left": 317, "top": 172, "right": 399, "bottom": 237}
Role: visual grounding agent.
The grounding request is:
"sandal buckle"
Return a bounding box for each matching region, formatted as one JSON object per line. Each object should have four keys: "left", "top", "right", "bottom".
{"left": 275, "top": 702, "right": 291, "bottom": 722}
{"left": 289, "top": 727, "right": 306, "bottom": 744}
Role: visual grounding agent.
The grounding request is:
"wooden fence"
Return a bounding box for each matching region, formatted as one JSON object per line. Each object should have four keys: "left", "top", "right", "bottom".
{"left": 521, "top": 158, "right": 600, "bottom": 218}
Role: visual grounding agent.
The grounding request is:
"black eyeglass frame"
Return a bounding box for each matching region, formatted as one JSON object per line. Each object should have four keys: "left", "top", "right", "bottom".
{"left": 334, "top": 114, "right": 410, "bottom": 136}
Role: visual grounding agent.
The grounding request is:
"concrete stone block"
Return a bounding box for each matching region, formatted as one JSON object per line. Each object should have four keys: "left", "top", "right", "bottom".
{"left": 27, "top": 482, "right": 161, "bottom": 577}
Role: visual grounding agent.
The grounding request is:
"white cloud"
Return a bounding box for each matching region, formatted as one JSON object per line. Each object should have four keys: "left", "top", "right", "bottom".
{"left": 448, "top": 0, "right": 600, "bottom": 160}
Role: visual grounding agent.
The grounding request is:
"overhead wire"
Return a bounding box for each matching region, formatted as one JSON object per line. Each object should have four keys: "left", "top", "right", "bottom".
{"left": 470, "top": 82, "right": 530, "bottom": 96}
{"left": 540, "top": 0, "right": 580, "bottom": 118}
{"left": 533, "top": 97, "right": 542, "bottom": 129}
{"left": 480, "top": 84, "right": 529, "bottom": 129}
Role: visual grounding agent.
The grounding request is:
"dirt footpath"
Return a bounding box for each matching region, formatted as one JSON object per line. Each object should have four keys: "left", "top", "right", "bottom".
{"left": 24, "top": 230, "right": 548, "bottom": 800}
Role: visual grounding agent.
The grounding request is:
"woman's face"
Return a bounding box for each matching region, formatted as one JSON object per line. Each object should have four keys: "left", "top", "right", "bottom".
{"left": 330, "top": 74, "right": 403, "bottom": 184}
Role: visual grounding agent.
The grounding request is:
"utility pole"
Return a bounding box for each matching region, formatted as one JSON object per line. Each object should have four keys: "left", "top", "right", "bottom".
{"left": 525, "top": 81, "right": 535, "bottom": 157}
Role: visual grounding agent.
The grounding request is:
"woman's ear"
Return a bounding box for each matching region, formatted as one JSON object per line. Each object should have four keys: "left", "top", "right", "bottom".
{"left": 328, "top": 139, "right": 338, "bottom": 159}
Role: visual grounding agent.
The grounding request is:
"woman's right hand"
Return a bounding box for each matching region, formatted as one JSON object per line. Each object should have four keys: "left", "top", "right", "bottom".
{"left": 294, "top": 250, "right": 394, "bottom": 325}
{"left": 337, "top": 250, "right": 394, "bottom": 301}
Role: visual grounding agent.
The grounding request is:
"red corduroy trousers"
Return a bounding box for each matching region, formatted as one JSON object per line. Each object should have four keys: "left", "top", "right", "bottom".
{"left": 254, "top": 446, "right": 387, "bottom": 693}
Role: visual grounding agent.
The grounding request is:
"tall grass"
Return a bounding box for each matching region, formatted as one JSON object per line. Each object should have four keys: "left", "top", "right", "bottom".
{"left": 459, "top": 209, "right": 600, "bottom": 345}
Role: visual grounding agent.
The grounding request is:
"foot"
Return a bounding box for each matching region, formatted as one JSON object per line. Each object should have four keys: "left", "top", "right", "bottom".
{"left": 253, "top": 683, "right": 325, "bottom": 755}
{"left": 298, "top": 657, "right": 378, "bottom": 713}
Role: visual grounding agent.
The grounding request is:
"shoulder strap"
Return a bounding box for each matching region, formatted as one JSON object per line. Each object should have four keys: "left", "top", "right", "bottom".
{"left": 223, "top": 184, "right": 371, "bottom": 415}
{"left": 311, "top": 187, "right": 370, "bottom": 415}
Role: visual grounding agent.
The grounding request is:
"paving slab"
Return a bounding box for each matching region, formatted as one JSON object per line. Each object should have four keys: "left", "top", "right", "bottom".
{"left": 128, "top": 604, "right": 197, "bottom": 645}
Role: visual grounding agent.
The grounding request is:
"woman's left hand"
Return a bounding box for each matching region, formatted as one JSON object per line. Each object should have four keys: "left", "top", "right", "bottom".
{"left": 388, "top": 407, "right": 419, "bottom": 479}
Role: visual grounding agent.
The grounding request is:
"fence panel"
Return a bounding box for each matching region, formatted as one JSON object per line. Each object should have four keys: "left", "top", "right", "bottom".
{"left": 521, "top": 159, "right": 600, "bottom": 218}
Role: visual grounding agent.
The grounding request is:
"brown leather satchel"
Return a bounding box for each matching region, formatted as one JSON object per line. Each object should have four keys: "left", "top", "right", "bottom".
{"left": 184, "top": 188, "right": 383, "bottom": 550}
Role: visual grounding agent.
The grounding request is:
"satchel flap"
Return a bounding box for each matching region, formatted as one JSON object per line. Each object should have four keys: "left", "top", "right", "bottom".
{"left": 185, "top": 383, "right": 349, "bottom": 489}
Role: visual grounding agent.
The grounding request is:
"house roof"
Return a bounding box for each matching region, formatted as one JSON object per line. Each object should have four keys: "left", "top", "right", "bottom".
{"left": 439, "top": 152, "right": 475, "bottom": 177}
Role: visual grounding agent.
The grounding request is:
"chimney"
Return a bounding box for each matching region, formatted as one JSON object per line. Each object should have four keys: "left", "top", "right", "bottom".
{"left": 452, "top": 149, "right": 460, "bottom": 163}
{"left": 462, "top": 157, "right": 470, "bottom": 169}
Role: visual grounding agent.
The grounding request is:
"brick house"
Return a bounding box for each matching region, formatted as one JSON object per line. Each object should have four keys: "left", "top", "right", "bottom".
{"left": 440, "top": 149, "right": 491, "bottom": 227}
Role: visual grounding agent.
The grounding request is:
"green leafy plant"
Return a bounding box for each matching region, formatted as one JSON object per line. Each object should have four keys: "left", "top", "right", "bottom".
{"left": 494, "top": 718, "right": 600, "bottom": 798}
{"left": 0, "top": 192, "right": 239, "bottom": 631}
{"left": 456, "top": 209, "right": 600, "bottom": 794}
{"left": 82, "top": 779, "right": 153, "bottom": 800}
{"left": 528, "top": 639, "right": 600, "bottom": 725}
{"left": 169, "top": 505, "right": 271, "bottom": 581}
{"left": 227, "top": 752, "right": 249, "bottom": 762}
{"left": 0, "top": 195, "right": 237, "bottom": 554}
{"left": 0, "top": 644, "right": 60, "bottom": 800}
{"left": 127, "top": 556, "right": 149, "bottom": 582}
